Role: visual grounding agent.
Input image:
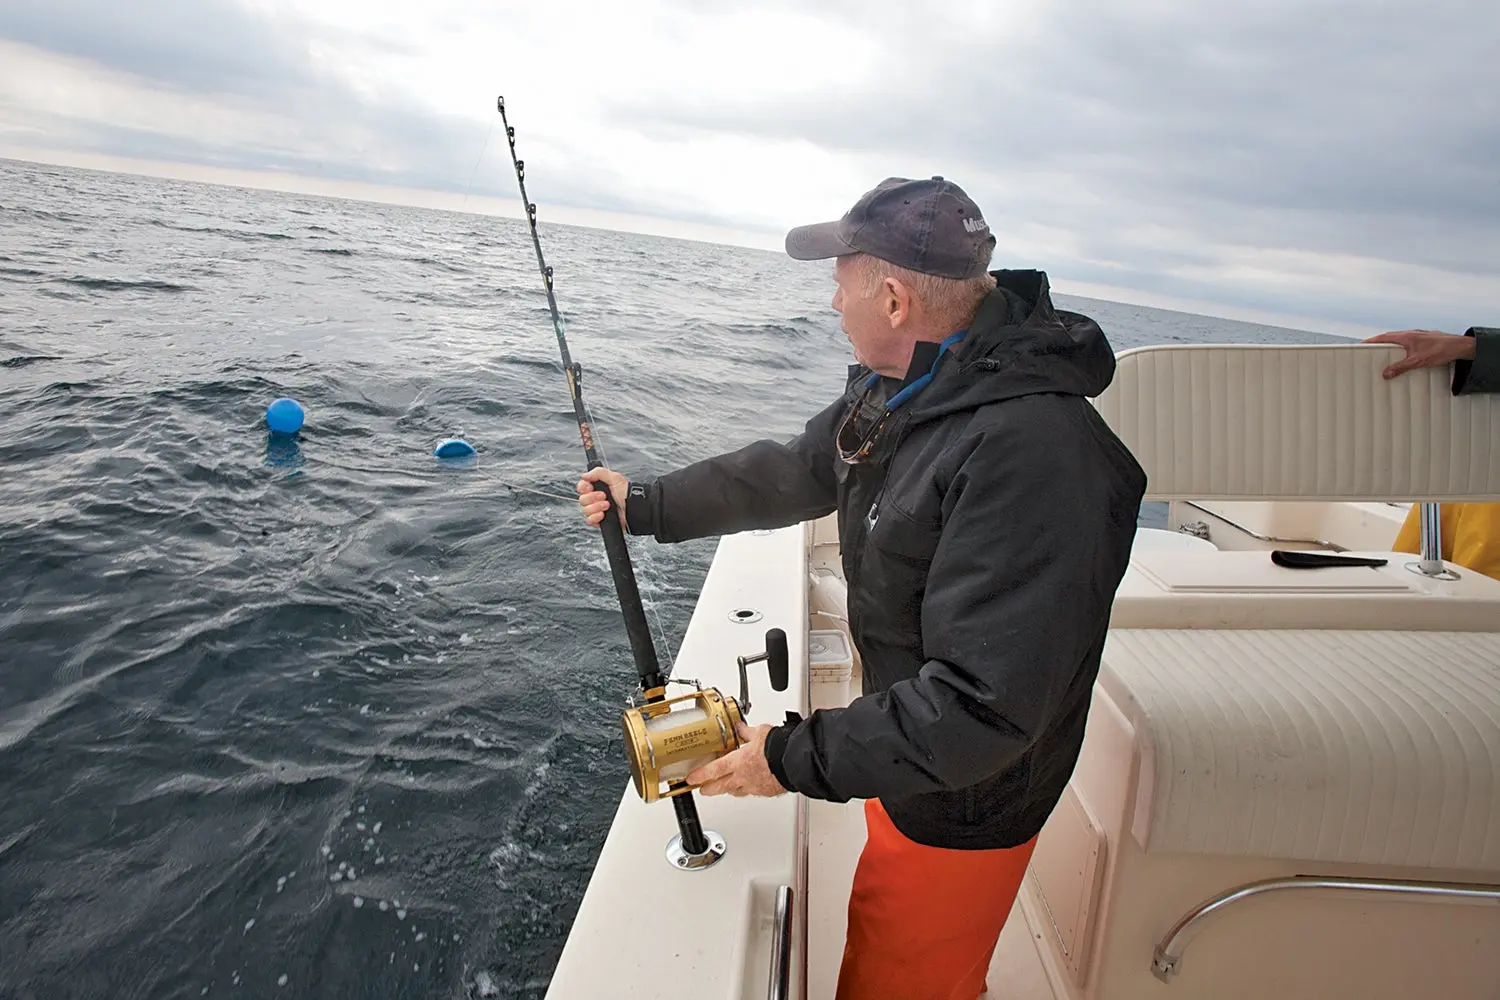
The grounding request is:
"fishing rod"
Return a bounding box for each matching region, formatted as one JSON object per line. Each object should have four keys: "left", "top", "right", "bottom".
{"left": 497, "top": 96, "right": 794, "bottom": 871}
{"left": 495, "top": 99, "right": 665, "bottom": 692}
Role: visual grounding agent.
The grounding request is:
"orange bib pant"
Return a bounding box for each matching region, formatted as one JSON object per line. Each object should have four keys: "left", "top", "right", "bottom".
{"left": 836, "top": 799, "right": 1038, "bottom": 1000}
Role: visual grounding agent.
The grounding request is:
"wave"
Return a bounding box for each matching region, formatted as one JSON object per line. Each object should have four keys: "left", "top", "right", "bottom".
{"left": 1, "top": 355, "right": 64, "bottom": 369}
{"left": 396, "top": 255, "right": 467, "bottom": 273}
{"left": 149, "top": 220, "right": 293, "bottom": 241}
{"left": 52, "top": 275, "right": 196, "bottom": 293}
{"left": 40, "top": 379, "right": 103, "bottom": 395}
{"left": 2, "top": 205, "right": 81, "bottom": 223}
{"left": 729, "top": 321, "right": 818, "bottom": 339}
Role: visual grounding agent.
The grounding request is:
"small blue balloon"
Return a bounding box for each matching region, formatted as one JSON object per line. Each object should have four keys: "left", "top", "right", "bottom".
{"left": 434, "top": 438, "right": 477, "bottom": 459}
{"left": 265, "top": 398, "right": 305, "bottom": 435}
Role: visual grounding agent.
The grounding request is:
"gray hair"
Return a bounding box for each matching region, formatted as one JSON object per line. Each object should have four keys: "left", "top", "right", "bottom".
{"left": 850, "top": 254, "right": 996, "bottom": 328}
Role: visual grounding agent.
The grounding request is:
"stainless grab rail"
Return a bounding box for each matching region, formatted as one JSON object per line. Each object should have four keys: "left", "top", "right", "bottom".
{"left": 1152, "top": 875, "right": 1500, "bottom": 983}
{"left": 1180, "top": 501, "right": 1348, "bottom": 551}
{"left": 769, "top": 884, "right": 793, "bottom": 1000}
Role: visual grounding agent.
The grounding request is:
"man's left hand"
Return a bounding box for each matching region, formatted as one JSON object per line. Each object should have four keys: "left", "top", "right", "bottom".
{"left": 687, "top": 723, "right": 786, "bottom": 797}
{"left": 1364, "top": 329, "right": 1476, "bottom": 378}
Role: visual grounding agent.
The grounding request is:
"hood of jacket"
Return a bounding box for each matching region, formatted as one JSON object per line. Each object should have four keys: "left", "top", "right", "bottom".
{"left": 864, "top": 269, "right": 1117, "bottom": 425}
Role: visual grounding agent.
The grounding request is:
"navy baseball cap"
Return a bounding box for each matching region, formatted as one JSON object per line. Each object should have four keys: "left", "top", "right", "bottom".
{"left": 785, "top": 176, "right": 996, "bottom": 280}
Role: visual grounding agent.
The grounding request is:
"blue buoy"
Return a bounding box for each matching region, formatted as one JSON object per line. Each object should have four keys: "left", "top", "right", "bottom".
{"left": 434, "top": 438, "right": 477, "bottom": 459}
{"left": 265, "top": 398, "right": 305, "bottom": 435}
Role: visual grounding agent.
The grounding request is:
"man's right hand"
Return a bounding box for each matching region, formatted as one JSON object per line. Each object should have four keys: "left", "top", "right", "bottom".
{"left": 576, "top": 467, "right": 630, "bottom": 528}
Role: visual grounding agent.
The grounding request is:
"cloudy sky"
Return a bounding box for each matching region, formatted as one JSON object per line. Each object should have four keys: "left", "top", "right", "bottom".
{"left": 2, "top": 0, "right": 1496, "bottom": 335}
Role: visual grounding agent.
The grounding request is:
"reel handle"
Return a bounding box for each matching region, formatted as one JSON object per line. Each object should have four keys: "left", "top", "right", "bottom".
{"left": 736, "top": 627, "right": 789, "bottom": 717}
{"left": 766, "top": 628, "right": 789, "bottom": 691}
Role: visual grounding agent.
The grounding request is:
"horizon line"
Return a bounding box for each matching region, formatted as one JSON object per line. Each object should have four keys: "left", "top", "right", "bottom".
{"left": 2, "top": 145, "right": 1376, "bottom": 340}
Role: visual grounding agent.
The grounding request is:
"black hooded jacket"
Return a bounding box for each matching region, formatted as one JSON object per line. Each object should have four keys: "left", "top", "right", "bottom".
{"left": 624, "top": 270, "right": 1147, "bottom": 849}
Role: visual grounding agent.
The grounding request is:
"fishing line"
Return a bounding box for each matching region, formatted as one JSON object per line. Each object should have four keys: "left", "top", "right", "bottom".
{"left": 486, "top": 478, "right": 576, "bottom": 504}
{"left": 459, "top": 107, "right": 678, "bottom": 670}
{"left": 460, "top": 116, "right": 497, "bottom": 217}
{"left": 419, "top": 108, "right": 680, "bottom": 666}
{"left": 490, "top": 99, "right": 672, "bottom": 669}
{"left": 496, "top": 94, "right": 712, "bottom": 858}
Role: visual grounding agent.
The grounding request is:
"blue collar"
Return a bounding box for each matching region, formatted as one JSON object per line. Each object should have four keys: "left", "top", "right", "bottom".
{"left": 864, "top": 328, "right": 969, "bottom": 410}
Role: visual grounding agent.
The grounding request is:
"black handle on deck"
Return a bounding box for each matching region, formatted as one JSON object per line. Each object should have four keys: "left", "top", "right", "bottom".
{"left": 1271, "top": 550, "right": 1389, "bottom": 570}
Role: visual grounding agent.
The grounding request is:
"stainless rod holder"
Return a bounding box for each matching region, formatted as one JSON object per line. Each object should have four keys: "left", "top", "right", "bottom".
{"left": 1408, "top": 502, "right": 1460, "bottom": 580}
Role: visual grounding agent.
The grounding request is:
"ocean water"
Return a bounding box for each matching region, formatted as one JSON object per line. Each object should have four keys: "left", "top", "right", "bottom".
{"left": 0, "top": 158, "right": 1343, "bottom": 999}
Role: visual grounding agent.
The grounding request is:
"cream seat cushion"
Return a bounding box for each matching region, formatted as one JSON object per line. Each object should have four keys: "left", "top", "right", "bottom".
{"left": 1100, "top": 629, "right": 1500, "bottom": 873}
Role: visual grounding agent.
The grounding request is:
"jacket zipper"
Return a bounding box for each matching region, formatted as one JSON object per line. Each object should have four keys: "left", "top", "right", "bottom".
{"left": 847, "top": 476, "right": 888, "bottom": 599}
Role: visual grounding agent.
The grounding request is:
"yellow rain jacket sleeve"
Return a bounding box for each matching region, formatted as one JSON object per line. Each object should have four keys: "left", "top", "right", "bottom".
{"left": 1393, "top": 326, "right": 1499, "bottom": 579}
{"left": 1393, "top": 503, "right": 1500, "bottom": 581}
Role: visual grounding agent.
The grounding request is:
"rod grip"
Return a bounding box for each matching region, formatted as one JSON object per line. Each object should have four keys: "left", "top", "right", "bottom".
{"left": 593, "top": 480, "right": 663, "bottom": 690}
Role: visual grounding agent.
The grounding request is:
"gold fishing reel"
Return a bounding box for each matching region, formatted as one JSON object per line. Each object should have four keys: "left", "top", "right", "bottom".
{"left": 622, "top": 628, "right": 789, "bottom": 804}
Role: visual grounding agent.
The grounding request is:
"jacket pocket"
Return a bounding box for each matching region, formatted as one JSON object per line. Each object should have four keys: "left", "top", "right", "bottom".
{"left": 866, "top": 500, "right": 942, "bottom": 566}
{"left": 857, "top": 502, "right": 942, "bottom": 651}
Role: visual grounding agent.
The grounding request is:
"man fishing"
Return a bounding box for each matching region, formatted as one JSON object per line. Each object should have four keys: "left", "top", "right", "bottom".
{"left": 576, "top": 177, "right": 1146, "bottom": 1000}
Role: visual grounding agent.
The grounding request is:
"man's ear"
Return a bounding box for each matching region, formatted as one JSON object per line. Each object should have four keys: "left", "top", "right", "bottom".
{"left": 883, "top": 277, "right": 912, "bottom": 328}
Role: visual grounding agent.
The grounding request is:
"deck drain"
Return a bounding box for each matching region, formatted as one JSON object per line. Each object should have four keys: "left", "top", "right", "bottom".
{"left": 728, "top": 608, "right": 763, "bottom": 624}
